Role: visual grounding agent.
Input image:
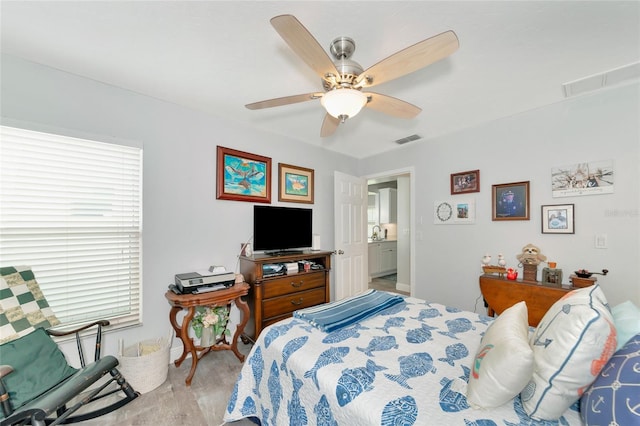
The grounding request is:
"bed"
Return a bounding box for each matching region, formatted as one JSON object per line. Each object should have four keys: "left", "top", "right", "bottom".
{"left": 224, "top": 291, "right": 583, "bottom": 425}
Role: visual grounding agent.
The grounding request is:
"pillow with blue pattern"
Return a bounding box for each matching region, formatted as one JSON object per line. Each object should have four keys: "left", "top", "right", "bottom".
{"left": 580, "top": 332, "right": 640, "bottom": 425}
{"left": 521, "top": 284, "right": 617, "bottom": 421}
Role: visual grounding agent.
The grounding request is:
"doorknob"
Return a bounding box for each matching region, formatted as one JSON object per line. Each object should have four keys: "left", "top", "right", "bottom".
{"left": 336, "top": 250, "right": 344, "bottom": 255}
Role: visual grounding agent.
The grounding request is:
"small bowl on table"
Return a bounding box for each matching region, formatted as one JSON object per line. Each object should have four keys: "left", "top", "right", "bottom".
{"left": 574, "top": 270, "right": 593, "bottom": 278}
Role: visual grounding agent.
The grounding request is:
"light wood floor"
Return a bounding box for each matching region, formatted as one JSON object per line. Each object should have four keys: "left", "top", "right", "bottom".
{"left": 369, "top": 274, "right": 409, "bottom": 296}
{"left": 82, "top": 342, "right": 256, "bottom": 425}
{"left": 81, "top": 281, "right": 406, "bottom": 425}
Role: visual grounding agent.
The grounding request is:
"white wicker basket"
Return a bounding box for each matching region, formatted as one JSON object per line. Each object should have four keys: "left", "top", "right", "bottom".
{"left": 117, "top": 332, "right": 172, "bottom": 394}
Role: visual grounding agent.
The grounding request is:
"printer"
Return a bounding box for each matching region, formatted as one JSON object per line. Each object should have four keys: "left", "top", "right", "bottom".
{"left": 174, "top": 270, "right": 235, "bottom": 294}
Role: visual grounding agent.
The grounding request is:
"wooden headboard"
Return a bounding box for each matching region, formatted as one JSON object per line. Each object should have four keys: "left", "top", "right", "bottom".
{"left": 479, "top": 274, "right": 574, "bottom": 327}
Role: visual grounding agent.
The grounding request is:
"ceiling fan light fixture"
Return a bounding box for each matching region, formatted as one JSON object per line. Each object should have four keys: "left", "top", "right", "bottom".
{"left": 321, "top": 88, "right": 367, "bottom": 121}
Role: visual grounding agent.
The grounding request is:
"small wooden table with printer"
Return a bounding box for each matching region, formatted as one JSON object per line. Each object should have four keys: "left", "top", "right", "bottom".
{"left": 165, "top": 269, "right": 250, "bottom": 386}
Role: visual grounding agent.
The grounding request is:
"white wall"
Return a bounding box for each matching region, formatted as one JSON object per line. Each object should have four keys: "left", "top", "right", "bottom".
{"left": 361, "top": 82, "right": 640, "bottom": 313}
{"left": 2, "top": 53, "right": 638, "bottom": 361}
{"left": 0, "top": 54, "right": 357, "bottom": 361}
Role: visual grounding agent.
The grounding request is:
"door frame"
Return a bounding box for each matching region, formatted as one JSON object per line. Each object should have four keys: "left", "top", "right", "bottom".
{"left": 365, "top": 166, "right": 415, "bottom": 296}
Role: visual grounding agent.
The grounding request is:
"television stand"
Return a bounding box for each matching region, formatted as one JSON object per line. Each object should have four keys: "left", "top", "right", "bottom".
{"left": 240, "top": 250, "right": 332, "bottom": 339}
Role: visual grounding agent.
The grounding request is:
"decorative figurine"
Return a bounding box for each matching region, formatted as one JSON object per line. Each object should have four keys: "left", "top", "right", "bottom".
{"left": 506, "top": 268, "right": 518, "bottom": 280}
{"left": 516, "top": 244, "right": 547, "bottom": 265}
{"left": 497, "top": 253, "right": 506, "bottom": 267}
{"left": 516, "top": 243, "right": 547, "bottom": 282}
{"left": 481, "top": 253, "right": 506, "bottom": 277}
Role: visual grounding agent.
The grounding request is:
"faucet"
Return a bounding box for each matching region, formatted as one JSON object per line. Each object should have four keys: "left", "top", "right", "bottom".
{"left": 371, "top": 225, "right": 382, "bottom": 240}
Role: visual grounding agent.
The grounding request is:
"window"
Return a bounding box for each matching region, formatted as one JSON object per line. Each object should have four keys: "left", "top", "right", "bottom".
{"left": 0, "top": 125, "right": 142, "bottom": 329}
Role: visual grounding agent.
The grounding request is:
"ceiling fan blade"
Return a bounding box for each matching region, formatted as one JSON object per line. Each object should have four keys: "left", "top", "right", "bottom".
{"left": 364, "top": 92, "right": 422, "bottom": 118}
{"left": 271, "top": 15, "right": 340, "bottom": 83}
{"left": 354, "top": 30, "right": 459, "bottom": 89}
{"left": 320, "top": 114, "right": 340, "bottom": 137}
{"left": 245, "top": 92, "right": 323, "bottom": 110}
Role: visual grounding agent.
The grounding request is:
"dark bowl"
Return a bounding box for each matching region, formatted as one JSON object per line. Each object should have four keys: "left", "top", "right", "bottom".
{"left": 574, "top": 271, "right": 593, "bottom": 278}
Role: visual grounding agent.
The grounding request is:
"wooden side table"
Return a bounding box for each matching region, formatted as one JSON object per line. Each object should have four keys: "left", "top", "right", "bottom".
{"left": 479, "top": 274, "right": 572, "bottom": 327}
{"left": 164, "top": 282, "right": 250, "bottom": 385}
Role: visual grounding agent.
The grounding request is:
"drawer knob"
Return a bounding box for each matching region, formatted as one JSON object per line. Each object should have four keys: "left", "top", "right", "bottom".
{"left": 291, "top": 281, "right": 303, "bottom": 288}
{"left": 290, "top": 298, "right": 304, "bottom": 306}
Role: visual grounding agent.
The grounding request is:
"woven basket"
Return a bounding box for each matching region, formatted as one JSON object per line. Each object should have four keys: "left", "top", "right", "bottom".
{"left": 117, "top": 332, "right": 172, "bottom": 394}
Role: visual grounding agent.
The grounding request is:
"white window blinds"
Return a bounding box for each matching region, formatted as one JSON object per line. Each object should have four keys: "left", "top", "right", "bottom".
{"left": 0, "top": 125, "right": 142, "bottom": 328}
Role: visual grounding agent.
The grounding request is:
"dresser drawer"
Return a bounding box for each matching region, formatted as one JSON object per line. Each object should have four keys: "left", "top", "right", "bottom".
{"left": 262, "top": 287, "right": 326, "bottom": 319}
{"left": 262, "top": 272, "right": 325, "bottom": 299}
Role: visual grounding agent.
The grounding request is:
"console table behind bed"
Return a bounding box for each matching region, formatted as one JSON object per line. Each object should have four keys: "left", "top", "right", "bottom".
{"left": 479, "top": 274, "right": 574, "bottom": 327}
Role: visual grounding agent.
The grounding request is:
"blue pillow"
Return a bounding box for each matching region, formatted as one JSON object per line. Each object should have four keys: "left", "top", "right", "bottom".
{"left": 612, "top": 300, "right": 640, "bottom": 350}
{"left": 580, "top": 332, "right": 640, "bottom": 425}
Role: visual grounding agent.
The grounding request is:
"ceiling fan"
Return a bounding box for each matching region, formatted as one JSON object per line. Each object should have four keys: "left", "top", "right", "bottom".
{"left": 246, "top": 14, "right": 459, "bottom": 137}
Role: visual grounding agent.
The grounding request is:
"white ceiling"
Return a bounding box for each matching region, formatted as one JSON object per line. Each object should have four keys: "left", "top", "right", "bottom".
{"left": 2, "top": 1, "right": 639, "bottom": 159}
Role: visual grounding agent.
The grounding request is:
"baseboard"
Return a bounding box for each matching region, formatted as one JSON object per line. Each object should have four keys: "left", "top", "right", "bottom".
{"left": 396, "top": 282, "right": 410, "bottom": 293}
{"left": 170, "top": 344, "right": 184, "bottom": 363}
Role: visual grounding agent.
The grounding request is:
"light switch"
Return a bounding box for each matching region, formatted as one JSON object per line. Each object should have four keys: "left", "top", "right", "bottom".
{"left": 595, "top": 234, "right": 608, "bottom": 249}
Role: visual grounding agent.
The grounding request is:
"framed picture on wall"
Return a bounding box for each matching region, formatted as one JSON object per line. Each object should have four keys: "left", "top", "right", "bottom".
{"left": 216, "top": 146, "right": 271, "bottom": 203}
{"left": 551, "top": 160, "right": 614, "bottom": 197}
{"left": 450, "top": 169, "right": 480, "bottom": 194}
{"left": 434, "top": 199, "right": 476, "bottom": 224}
{"left": 278, "top": 163, "right": 314, "bottom": 204}
{"left": 492, "top": 181, "right": 530, "bottom": 221}
{"left": 541, "top": 204, "right": 575, "bottom": 234}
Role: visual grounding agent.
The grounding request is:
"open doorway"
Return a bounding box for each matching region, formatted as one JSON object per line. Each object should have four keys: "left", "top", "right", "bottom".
{"left": 366, "top": 169, "right": 413, "bottom": 296}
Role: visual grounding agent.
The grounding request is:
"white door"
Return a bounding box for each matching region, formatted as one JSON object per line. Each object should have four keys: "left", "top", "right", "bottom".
{"left": 334, "top": 171, "right": 368, "bottom": 300}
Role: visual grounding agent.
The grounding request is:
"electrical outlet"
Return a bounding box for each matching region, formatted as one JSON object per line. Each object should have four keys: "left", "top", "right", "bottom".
{"left": 595, "top": 234, "right": 608, "bottom": 249}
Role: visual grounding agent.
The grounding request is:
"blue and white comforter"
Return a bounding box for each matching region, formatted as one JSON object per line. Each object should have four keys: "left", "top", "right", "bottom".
{"left": 224, "top": 294, "right": 581, "bottom": 425}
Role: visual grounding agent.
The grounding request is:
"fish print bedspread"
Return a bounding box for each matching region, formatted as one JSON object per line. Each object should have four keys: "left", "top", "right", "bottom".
{"left": 224, "top": 294, "right": 581, "bottom": 426}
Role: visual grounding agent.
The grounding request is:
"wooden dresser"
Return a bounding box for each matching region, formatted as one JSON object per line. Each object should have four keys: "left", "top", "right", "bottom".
{"left": 479, "top": 274, "right": 574, "bottom": 327}
{"left": 240, "top": 250, "right": 332, "bottom": 339}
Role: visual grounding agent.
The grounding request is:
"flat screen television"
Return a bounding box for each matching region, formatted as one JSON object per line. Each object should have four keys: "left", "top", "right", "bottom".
{"left": 253, "top": 205, "right": 312, "bottom": 254}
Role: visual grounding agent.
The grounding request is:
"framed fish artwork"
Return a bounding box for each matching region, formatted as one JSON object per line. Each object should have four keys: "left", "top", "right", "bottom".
{"left": 278, "top": 163, "right": 314, "bottom": 204}
{"left": 216, "top": 146, "right": 271, "bottom": 203}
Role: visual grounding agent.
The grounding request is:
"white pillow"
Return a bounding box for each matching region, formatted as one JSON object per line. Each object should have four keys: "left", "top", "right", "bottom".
{"left": 521, "top": 284, "right": 617, "bottom": 421}
{"left": 466, "top": 301, "right": 534, "bottom": 408}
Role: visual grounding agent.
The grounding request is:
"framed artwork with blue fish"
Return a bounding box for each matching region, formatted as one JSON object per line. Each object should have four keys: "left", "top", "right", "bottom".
{"left": 278, "top": 163, "right": 314, "bottom": 204}
{"left": 216, "top": 146, "right": 271, "bottom": 203}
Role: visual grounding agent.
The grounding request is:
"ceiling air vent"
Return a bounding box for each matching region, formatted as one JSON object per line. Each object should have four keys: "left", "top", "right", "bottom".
{"left": 394, "top": 134, "right": 422, "bottom": 145}
{"left": 562, "top": 62, "right": 640, "bottom": 98}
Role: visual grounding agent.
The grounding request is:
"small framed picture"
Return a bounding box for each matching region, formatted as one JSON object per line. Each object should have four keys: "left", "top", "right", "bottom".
{"left": 541, "top": 204, "right": 575, "bottom": 234}
{"left": 278, "top": 163, "right": 314, "bottom": 204}
{"left": 492, "top": 181, "right": 530, "bottom": 221}
{"left": 451, "top": 169, "right": 480, "bottom": 194}
{"left": 542, "top": 267, "right": 563, "bottom": 285}
{"left": 434, "top": 199, "right": 476, "bottom": 225}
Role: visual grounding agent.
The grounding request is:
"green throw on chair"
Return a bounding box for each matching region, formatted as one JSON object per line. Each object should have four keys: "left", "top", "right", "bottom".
{"left": 0, "top": 266, "right": 139, "bottom": 426}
